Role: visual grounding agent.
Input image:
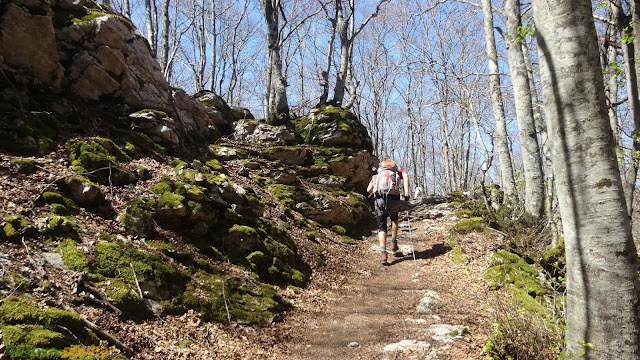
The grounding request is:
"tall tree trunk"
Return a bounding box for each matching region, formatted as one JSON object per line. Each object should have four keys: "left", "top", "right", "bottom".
{"left": 260, "top": 0, "right": 289, "bottom": 123}
{"left": 332, "top": 0, "right": 349, "bottom": 106}
{"left": 159, "top": 0, "right": 170, "bottom": 77}
{"left": 532, "top": 0, "right": 640, "bottom": 357}
{"left": 624, "top": 0, "right": 640, "bottom": 217}
{"left": 124, "top": 0, "right": 131, "bottom": 19}
{"left": 505, "top": 0, "right": 545, "bottom": 219}
{"left": 145, "top": 0, "right": 157, "bottom": 55}
{"left": 481, "top": 0, "right": 518, "bottom": 202}
{"left": 319, "top": 2, "right": 338, "bottom": 106}
{"left": 210, "top": 0, "right": 217, "bottom": 91}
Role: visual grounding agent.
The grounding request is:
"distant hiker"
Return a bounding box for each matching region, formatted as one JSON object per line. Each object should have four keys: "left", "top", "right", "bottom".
{"left": 367, "top": 160, "right": 410, "bottom": 265}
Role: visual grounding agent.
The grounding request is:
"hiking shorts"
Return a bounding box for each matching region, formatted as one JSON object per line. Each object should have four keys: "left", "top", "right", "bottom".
{"left": 375, "top": 195, "right": 401, "bottom": 233}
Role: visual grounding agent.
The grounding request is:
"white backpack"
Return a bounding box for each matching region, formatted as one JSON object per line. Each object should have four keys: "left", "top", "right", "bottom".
{"left": 373, "top": 160, "right": 400, "bottom": 196}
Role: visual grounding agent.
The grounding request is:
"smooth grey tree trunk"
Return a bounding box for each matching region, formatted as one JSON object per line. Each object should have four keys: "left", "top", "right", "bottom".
{"left": 532, "top": 0, "right": 640, "bottom": 357}
{"left": 260, "top": 0, "right": 289, "bottom": 122}
{"left": 481, "top": 0, "right": 518, "bottom": 202}
{"left": 159, "top": 0, "right": 170, "bottom": 76}
{"left": 145, "top": 0, "right": 157, "bottom": 55}
{"left": 505, "top": 0, "right": 544, "bottom": 219}
{"left": 612, "top": 1, "right": 640, "bottom": 216}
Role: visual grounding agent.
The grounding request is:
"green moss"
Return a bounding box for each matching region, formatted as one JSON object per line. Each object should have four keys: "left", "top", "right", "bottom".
{"left": 39, "top": 215, "right": 79, "bottom": 238}
{"left": 49, "top": 203, "right": 69, "bottom": 215}
{"left": 178, "top": 339, "right": 194, "bottom": 348}
{"left": 204, "top": 158, "right": 225, "bottom": 172}
{"left": 314, "top": 244, "right": 326, "bottom": 267}
{"left": 42, "top": 192, "right": 77, "bottom": 211}
{"left": 193, "top": 260, "right": 224, "bottom": 275}
{"left": 485, "top": 250, "right": 545, "bottom": 297}
{"left": 0, "top": 297, "right": 82, "bottom": 333}
{"left": 91, "top": 241, "right": 188, "bottom": 295}
{"left": 65, "top": 138, "right": 135, "bottom": 186}
{"left": 2, "top": 325, "right": 66, "bottom": 349}
{"left": 172, "top": 158, "right": 189, "bottom": 169}
{"left": 5, "top": 112, "right": 60, "bottom": 155}
{"left": 541, "top": 238, "right": 565, "bottom": 266}
{"left": 120, "top": 198, "right": 156, "bottom": 238}
{"left": 151, "top": 178, "right": 174, "bottom": 194}
{"left": 11, "top": 159, "right": 38, "bottom": 174}
{"left": 342, "top": 236, "right": 355, "bottom": 245}
{"left": 451, "top": 246, "right": 466, "bottom": 264}
{"left": 128, "top": 131, "right": 167, "bottom": 156}
{"left": 330, "top": 225, "right": 346, "bottom": 235}
{"left": 157, "top": 192, "right": 185, "bottom": 208}
{"left": 101, "top": 278, "right": 148, "bottom": 318}
{"left": 229, "top": 225, "right": 258, "bottom": 237}
{"left": 451, "top": 217, "right": 486, "bottom": 234}
{"left": 60, "top": 238, "right": 89, "bottom": 272}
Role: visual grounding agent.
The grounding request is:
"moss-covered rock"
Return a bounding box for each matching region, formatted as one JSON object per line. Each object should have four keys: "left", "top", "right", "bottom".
{"left": 156, "top": 192, "right": 187, "bottom": 217}
{"left": 0, "top": 112, "right": 59, "bottom": 155}
{"left": 450, "top": 217, "right": 486, "bottom": 234}
{"left": 11, "top": 158, "right": 38, "bottom": 175}
{"left": 292, "top": 106, "right": 373, "bottom": 151}
{"left": 0, "top": 297, "right": 83, "bottom": 333}
{"left": 2, "top": 215, "right": 32, "bottom": 239}
{"left": 42, "top": 192, "right": 78, "bottom": 212}
{"left": 120, "top": 198, "right": 156, "bottom": 238}
{"left": 164, "top": 275, "right": 290, "bottom": 326}
{"left": 208, "top": 145, "right": 249, "bottom": 161}
{"left": 58, "top": 177, "right": 105, "bottom": 206}
{"left": 60, "top": 238, "right": 89, "bottom": 272}
{"left": 65, "top": 138, "right": 137, "bottom": 186}
{"left": 38, "top": 215, "right": 80, "bottom": 239}
{"left": 485, "top": 250, "right": 545, "bottom": 297}
{"left": 91, "top": 241, "right": 188, "bottom": 299}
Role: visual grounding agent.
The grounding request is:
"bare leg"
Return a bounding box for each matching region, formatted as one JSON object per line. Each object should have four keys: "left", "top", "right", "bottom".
{"left": 391, "top": 220, "right": 399, "bottom": 239}
{"left": 378, "top": 230, "right": 387, "bottom": 249}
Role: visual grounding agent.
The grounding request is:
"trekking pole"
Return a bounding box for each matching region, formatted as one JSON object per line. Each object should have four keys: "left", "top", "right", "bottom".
{"left": 406, "top": 208, "right": 417, "bottom": 270}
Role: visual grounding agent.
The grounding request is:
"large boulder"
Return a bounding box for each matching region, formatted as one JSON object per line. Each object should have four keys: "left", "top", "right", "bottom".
{"left": 234, "top": 120, "right": 297, "bottom": 145}
{"left": 294, "top": 106, "right": 373, "bottom": 152}
{"left": 0, "top": 0, "right": 223, "bottom": 149}
{"left": 0, "top": 3, "right": 65, "bottom": 89}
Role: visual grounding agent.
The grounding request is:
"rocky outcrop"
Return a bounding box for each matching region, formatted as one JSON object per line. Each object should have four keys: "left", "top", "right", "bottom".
{"left": 0, "top": 0, "right": 232, "bottom": 149}
{"left": 234, "top": 120, "right": 297, "bottom": 145}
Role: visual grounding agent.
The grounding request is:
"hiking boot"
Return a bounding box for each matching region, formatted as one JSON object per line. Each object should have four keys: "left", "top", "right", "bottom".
{"left": 390, "top": 240, "right": 399, "bottom": 252}
{"left": 380, "top": 252, "right": 389, "bottom": 266}
{"left": 391, "top": 240, "right": 401, "bottom": 256}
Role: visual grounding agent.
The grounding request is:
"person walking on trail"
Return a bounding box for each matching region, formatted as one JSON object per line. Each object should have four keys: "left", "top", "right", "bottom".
{"left": 367, "top": 160, "right": 410, "bottom": 266}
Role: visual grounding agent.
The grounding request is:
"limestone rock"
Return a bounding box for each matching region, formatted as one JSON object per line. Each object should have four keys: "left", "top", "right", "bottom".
{"left": 383, "top": 339, "right": 431, "bottom": 352}
{"left": 231, "top": 106, "right": 254, "bottom": 120}
{"left": 416, "top": 290, "right": 441, "bottom": 315}
{"left": 63, "top": 177, "right": 105, "bottom": 206}
{"left": 0, "top": 3, "right": 64, "bottom": 89}
{"left": 328, "top": 150, "right": 377, "bottom": 191}
{"left": 234, "top": 120, "right": 296, "bottom": 145}
{"left": 428, "top": 324, "right": 469, "bottom": 343}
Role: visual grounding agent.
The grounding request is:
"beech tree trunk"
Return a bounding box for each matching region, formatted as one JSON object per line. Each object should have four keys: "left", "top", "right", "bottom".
{"left": 505, "top": 0, "right": 544, "bottom": 219}
{"left": 533, "top": 0, "right": 640, "bottom": 357}
{"left": 481, "top": 0, "right": 518, "bottom": 202}
{"left": 260, "top": 0, "right": 289, "bottom": 123}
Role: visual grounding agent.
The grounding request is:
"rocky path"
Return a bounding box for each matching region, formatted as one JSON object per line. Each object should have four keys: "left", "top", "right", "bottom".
{"left": 269, "top": 207, "right": 498, "bottom": 359}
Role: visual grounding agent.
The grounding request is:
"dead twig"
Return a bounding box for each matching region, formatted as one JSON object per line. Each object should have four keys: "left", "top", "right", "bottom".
{"left": 130, "top": 262, "right": 143, "bottom": 298}
{"left": 76, "top": 273, "right": 122, "bottom": 316}
{"left": 61, "top": 304, "right": 134, "bottom": 356}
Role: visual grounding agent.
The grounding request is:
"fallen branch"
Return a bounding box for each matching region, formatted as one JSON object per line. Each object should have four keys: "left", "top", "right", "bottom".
{"left": 130, "top": 263, "right": 143, "bottom": 299}
{"left": 76, "top": 273, "right": 122, "bottom": 316}
{"left": 61, "top": 304, "right": 133, "bottom": 356}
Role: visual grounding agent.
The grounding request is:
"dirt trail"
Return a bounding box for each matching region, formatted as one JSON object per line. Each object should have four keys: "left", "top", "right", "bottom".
{"left": 270, "top": 212, "right": 496, "bottom": 360}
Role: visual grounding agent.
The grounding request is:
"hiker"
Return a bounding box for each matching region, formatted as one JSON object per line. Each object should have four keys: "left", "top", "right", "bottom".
{"left": 367, "top": 160, "right": 410, "bottom": 265}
